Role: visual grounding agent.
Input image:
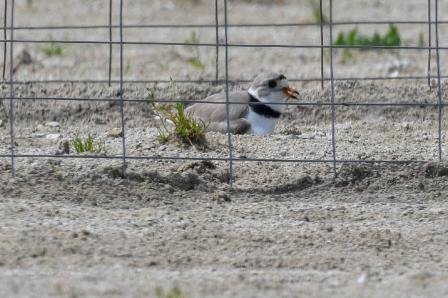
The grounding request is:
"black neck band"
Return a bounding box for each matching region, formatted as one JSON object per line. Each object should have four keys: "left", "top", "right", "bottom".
{"left": 248, "top": 93, "right": 281, "bottom": 119}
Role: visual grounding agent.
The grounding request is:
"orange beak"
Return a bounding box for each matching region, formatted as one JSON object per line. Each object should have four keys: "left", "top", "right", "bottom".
{"left": 283, "top": 86, "right": 299, "bottom": 100}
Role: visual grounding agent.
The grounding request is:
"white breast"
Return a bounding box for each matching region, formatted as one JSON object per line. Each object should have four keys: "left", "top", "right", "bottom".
{"left": 247, "top": 109, "right": 278, "bottom": 135}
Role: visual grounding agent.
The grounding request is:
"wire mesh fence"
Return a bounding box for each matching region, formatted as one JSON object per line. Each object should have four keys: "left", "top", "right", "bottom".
{"left": 0, "top": 0, "right": 446, "bottom": 183}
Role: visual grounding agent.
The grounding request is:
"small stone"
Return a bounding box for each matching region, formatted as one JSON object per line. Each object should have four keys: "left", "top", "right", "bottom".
{"left": 213, "top": 191, "right": 231, "bottom": 202}
{"left": 31, "top": 132, "right": 46, "bottom": 138}
{"left": 46, "top": 133, "right": 62, "bottom": 140}
{"left": 357, "top": 272, "right": 368, "bottom": 285}
{"left": 0, "top": 119, "right": 3, "bottom": 127}
{"left": 59, "top": 140, "right": 70, "bottom": 154}
{"left": 106, "top": 127, "right": 123, "bottom": 138}
{"left": 45, "top": 121, "right": 60, "bottom": 128}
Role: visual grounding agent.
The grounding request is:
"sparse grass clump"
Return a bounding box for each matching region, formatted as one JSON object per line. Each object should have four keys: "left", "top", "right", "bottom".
{"left": 155, "top": 286, "right": 186, "bottom": 298}
{"left": 333, "top": 24, "right": 401, "bottom": 63}
{"left": 308, "top": 0, "right": 328, "bottom": 23}
{"left": 334, "top": 24, "right": 401, "bottom": 48}
{"left": 418, "top": 32, "right": 425, "bottom": 48}
{"left": 41, "top": 42, "right": 64, "bottom": 57}
{"left": 72, "top": 134, "right": 105, "bottom": 154}
{"left": 184, "top": 32, "right": 205, "bottom": 70}
{"left": 148, "top": 79, "right": 207, "bottom": 147}
{"left": 152, "top": 102, "right": 207, "bottom": 147}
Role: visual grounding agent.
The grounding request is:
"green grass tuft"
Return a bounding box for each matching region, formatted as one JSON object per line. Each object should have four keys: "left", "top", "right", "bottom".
{"left": 418, "top": 32, "right": 425, "bottom": 48}
{"left": 149, "top": 79, "right": 207, "bottom": 147}
{"left": 72, "top": 134, "right": 105, "bottom": 154}
{"left": 155, "top": 287, "right": 186, "bottom": 298}
{"left": 152, "top": 102, "right": 207, "bottom": 147}
{"left": 186, "top": 57, "right": 205, "bottom": 70}
{"left": 41, "top": 42, "right": 64, "bottom": 57}
{"left": 184, "top": 32, "right": 205, "bottom": 70}
{"left": 333, "top": 24, "right": 401, "bottom": 63}
{"left": 334, "top": 24, "right": 401, "bottom": 48}
{"left": 308, "top": 0, "right": 328, "bottom": 24}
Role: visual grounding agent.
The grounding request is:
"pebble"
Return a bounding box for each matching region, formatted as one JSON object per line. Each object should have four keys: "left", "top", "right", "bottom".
{"left": 300, "top": 133, "right": 316, "bottom": 140}
{"left": 106, "top": 127, "right": 123, "bottom": 138}
{"left": 46, "top": 133, "right": 62, "bottom": 140}
{"left": 45, "top": 121, "right": 60, "bottom": 128}
{"left": 357, "top": 272, "right": 368, "bottom": 285}
{"left": 31, "top": 132, "right": 46, "bottom": 138}
{"left": 59, "top": 140, "right": 70, "bottom": 154}
{"left": 213, "top": 191, "right": 231, "bottom": 202}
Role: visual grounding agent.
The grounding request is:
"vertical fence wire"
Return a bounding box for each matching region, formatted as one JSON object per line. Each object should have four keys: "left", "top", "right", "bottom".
{"left": 214, "top": 0, "right": 219, "bottom": 83}
{"left": 119, "top": 0, "right": 127, "bottom": 174}
{"left": 427, "top": 0, "right": 432, "bottom": 87}
{"left": 435, "top": 0, "right": 443, "bottom": 161}
{"left": 108, "top": 0, "right": 113, "bottom": 86}
{"left": 223, "top": 0, "right": 234, "bottom": 186}
{"left": 329, "top": 0, "right": 337, "bottom": 176}
{"left": 8, "top": 0, "right": 15, "bottom": 175}
{"left": 2, "top": 0, "right": 7, "bottom": 80}
{"left": 319, "top": 0, "right": 324, "bottom": 89}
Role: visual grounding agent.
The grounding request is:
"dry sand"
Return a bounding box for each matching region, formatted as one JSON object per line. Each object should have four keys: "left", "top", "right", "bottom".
{"left": 1, "top": 0, "right": 448, "bottom": 297}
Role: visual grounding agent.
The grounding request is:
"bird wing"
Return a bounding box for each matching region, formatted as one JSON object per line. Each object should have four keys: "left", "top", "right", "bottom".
{"left": 185, "top": 91, "right": 250, "bottom": 122}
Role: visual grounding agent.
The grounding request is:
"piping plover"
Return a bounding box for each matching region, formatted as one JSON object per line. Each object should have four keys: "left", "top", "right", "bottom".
{"left": 185, "top": 72, "right": 299, "bottom": 135}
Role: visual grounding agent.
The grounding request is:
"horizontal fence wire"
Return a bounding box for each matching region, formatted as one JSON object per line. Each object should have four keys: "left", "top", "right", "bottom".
{"left": 0, "top": 1, "right": 446, "bottom": 178}
{"left": 1, "top": 75, "right": 448, "bottom": 85}
{"left": 1, "top": 96, "right": 445, "bottom": 107}
{"left": 2, "top": 39, "right": 448, "bottom": 50}
{"left": 1, "top": 20, "right": 448, "bottom": 30}
{"left": 0, "top": 154, "right": 431, "bottom": 164}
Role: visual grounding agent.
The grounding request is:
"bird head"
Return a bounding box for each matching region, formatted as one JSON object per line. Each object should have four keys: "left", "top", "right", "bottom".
{"left": 248, "top": 72, "right": 299, "bottom": 112}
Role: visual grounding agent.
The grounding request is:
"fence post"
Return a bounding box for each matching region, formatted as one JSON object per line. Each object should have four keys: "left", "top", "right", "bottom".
{"left": 108, "top": 0, "right": 113, "bottom": 86}
{"left": 319, "top": 0, "right": 324, "bottom": 89}
{"left": 2, "top": 0, "right": 7, "bottom": 80}
{"left": 435, "top": 0, "right": 443, "bottom": 161}
{"left": 215, "top": 0, "right": 219, "bottom": 83}
{"left": 329, "top": 0, "right": 337, "bottom": 176}
{"left": 223, "top": 0, "right": 234, "bottom": 186}
{"left": 119, "top": 0, "right": 127, "bottom": 174}
{"left": 427, "top": 0, "right": 432, "bottom": 87}
{"left": 8, "top": 0, "right": 15, "bottom": 175}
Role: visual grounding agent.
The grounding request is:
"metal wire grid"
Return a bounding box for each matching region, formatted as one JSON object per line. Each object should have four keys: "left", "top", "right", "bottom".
{"left": 0, "top": 0, "right": 445, "bottom": 182}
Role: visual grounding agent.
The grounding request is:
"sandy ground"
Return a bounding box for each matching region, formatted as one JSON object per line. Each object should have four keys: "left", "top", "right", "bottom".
{"left": 2, "top": 0, "right": 448, "bottom": 297}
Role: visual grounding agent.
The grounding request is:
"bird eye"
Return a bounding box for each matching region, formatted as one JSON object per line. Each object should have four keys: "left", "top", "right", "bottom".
{"left": 268, "top": 80, "right": 277, "bottom": 88}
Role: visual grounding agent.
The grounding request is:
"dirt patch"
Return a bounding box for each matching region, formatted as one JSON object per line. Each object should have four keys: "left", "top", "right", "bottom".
{"left": 2, "top": 0, "right": 448, "bottom": 297}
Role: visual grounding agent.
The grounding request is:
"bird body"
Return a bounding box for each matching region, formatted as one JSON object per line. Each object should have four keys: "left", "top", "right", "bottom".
{"left": 185, "top": 72, "right": 298, "bottom": 135}
{"left": 246, "top": 107, "right": 277, "bottom": 135}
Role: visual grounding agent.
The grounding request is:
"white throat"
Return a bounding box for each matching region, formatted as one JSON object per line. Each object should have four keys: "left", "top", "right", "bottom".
{"left": 248, "top": 87, "right": 286, "bottom": 113}
{"left": 247, "top": 109, "right": 277, "bottom": 135}
{"left": 247, "top": 87, "right": 284, "bottom": 135}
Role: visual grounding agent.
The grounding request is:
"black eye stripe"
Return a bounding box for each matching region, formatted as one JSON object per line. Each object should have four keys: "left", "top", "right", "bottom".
{"left": 278, "top": 74, "right": 286, "bottom": 80}
{"left": 268, "top": 80, "right": 277, "bottom": 88}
